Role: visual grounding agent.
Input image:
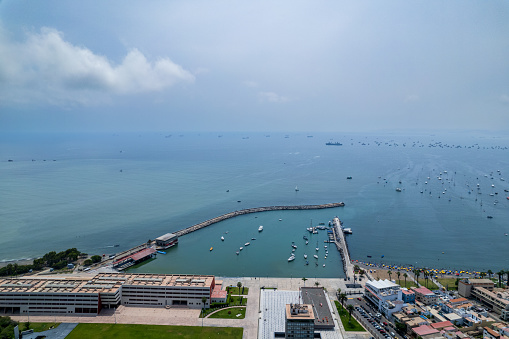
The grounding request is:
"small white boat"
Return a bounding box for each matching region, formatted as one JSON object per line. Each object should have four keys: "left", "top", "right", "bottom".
{"left": 288, "top": 255, "right": 295, "bottom": 262}
{"left": 221, "top": 236, "right": 224, "bottom": 241}
{"left": 313, "top": 254, "right": 318, "bottom": 259}
{"left": 239, "top": 247, "right": 243, "bottom": 251}
{"left": 305, "top": 241, "right": 308, "bottom": 245}
{"left": 315, "top": 247, "right": 319, "bottom": 251}
{"left": 236, "top": 251, "right": 239, "bottom": 255}
{"left": 279, "top": 219, "right": 282, "bottom": 221}
{"left": 304, "top": 254, "right": 308, "bottom": 259}
{"left": 323, "top": 264, "right": 326, "bottom": 267}
{"left": 258, "top": 225, "right": 263, "bottom": 232}
{"left": 324, "top": 245, "right": 327, "bottom": 249}
{"left": 292, "top": 244, "right": 297, "bottom": 249}
{"left": 295, "top": 186, "right": 299, "bottom": 191}
{"left": 245, "top": 242, "right": 250, "bottom": 246}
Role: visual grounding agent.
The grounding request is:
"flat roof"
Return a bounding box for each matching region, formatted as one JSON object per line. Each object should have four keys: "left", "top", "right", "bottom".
{"left": 155, "top": 233, "right": 177, "bottom": 241}
{"left": 413, "top": 287, "right": 434, "bottom": 295}
{"left": 431, "top": 321, "right": 453, "bottom": 329}
{"left": 413, "top": 325, "right": 439, "bottom": 336}
{"left": 286, "top": 304, "right": 315, "bottom": 320}
{"left": 301, "top": 287, "right": 334, "bottom": 329}
{"left": 0, "top": 273, "right": 215, "bottom": 295}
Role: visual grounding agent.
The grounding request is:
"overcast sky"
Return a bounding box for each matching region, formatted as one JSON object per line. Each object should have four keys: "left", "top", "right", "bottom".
{"left": 0, "top": 1, "right": 508, "bottom": 133}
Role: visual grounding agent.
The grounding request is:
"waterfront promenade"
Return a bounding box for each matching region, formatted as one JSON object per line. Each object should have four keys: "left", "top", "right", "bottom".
{"left": 332, "top": 217, "right": 355, "bottom": 281}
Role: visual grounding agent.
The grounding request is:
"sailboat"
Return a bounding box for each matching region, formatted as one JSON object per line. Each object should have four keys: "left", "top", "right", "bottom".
{"left": 295, "top": 186, "right": 299, "bottom": 191}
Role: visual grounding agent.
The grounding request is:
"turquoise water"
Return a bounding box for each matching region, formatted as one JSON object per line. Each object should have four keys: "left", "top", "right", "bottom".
{"left": 1, "top": 132, "right": 508, "bottom": 276}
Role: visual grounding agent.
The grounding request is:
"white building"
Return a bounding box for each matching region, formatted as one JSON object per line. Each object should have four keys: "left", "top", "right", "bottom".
{"left": 365, "top": 279, "right": 403, "bottom": 317}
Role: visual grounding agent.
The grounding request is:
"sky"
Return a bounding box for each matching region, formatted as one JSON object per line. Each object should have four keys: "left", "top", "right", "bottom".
{"left": 0, "top": 0, "right": 508, "bottom": 133}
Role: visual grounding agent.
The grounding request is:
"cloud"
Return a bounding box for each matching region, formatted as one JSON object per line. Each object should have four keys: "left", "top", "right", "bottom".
{"left": 500, "top": 94, "right": 509, "bottom": 104}
{"left": 258, "top": 91, "right": 290, "bottom": 103}
{"left": 0, "top": 27, "right": 194, "bottom": 105}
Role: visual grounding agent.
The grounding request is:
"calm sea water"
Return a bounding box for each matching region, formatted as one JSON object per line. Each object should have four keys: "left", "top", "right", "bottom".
{"left": 1, "top": 132, "right": 508, "bottom": 277}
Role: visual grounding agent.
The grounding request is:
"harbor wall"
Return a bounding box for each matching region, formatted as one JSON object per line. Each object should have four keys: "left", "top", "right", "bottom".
{"left": 173, "top": 202, "right": 345, "bottom": 237}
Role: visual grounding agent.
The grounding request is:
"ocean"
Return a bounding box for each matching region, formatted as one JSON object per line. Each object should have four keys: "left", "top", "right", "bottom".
{"left": 1, "top": 131, "right": 508, "bottom": 277}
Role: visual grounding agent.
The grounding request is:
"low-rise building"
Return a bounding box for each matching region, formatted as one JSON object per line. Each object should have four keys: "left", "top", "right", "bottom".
{"left": 413, "top": 287, "right": 438, "bottom": 305}
{"left": 458, "top": 279, "right": 495, "bottom": 298}
{"left": 402, "top": 289, "right": 416, "bottom": 303}
{"left": 364, "top": 279, "right": 402, "bottom": 316}
{"left": 0, "top": 272, "right": 219, "bottom": 315}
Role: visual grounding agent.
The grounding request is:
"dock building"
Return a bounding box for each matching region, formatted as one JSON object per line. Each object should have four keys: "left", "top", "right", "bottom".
{"left": 0, "top": 273, "right": 221, "bottom": 315}
{"left": 155, "top": 233, "right": 178, "bottom": 250}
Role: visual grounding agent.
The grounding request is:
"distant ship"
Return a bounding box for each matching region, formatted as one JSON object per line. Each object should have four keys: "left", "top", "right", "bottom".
{"left": 325, "top": 142, "right": 342, "bottom": 146}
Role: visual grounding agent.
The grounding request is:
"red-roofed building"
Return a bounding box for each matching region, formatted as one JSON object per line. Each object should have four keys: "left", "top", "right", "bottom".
{"left": 412, "top": 324, "right": 439, "bottom": 337}
{"left": 413, "top": 287, "right": 438, "bottom": 305}
{"left": 211, "top": 287, "right": 227, "bottom": 304}
{"left": 431, "top": 321, "right": 454, "bottom": 330}
{"left": 113, "top": 248, "right": 156, "bottom": 270}
{"left": 484, "top": 327, "right": 501, "bottom": 339}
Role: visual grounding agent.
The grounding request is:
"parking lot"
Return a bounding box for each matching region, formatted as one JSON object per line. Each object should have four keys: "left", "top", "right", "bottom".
{"left": 345, "top": 297, "right": 403, "bottom": 339}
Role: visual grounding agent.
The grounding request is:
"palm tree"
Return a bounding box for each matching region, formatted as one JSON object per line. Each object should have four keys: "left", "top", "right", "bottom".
{"left": 237, "top": 281, "right": 242, "bottom": 295}
{"left": 487, "top": 269, "right": 493, "bottom": 279}
{"left": 397, "top": 271, "right": 401, "bottom": 284}
{"left": 424, "top": 271, "right": 429, "bottom": 288}
{"left": 339, "top": 293, "right": 347, "bottom": 307}
{"left": 497, "top": 270, "right": 504, "bottom": 288}
{"left": 315, "top": 281, "right": 320, "bottom": 287}
{"left": 388, "top": 270, "right": 392, "bottom": 281}
{"left": 337, "top": 288, "right": 341, "bottom": 295}
{"left": 414, "top": 269, "right": 421, "bottom": 286}
{"left": 403, "top": 273, "right": 408, "bottom": 288}
{"left": 302, "top": 277, "right": 308, "bottom": 287}
{"left": 347, "top": 304, "right": 355, "bottom": 322}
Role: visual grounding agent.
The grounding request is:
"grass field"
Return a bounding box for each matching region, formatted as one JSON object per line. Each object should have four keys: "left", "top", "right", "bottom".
{"left": 20, "top": 322, "right": 60, "bottom": 332}
{"left": 396, "top": 280, "right": 418, "bottom": 289}
{"left": 415, "top": 279, "right": 439, "bottom": 290}
{"left": 208, "top": 307, "right": 246, "bottom": 319}
{"left": 227, "top": 287, "right": 249, "bottom": 295}
{"left": 335, "top": 301, "right": 365, "bottom": 332}
{"left": 229, "top": 296, "right": 248, "bottom": 306}
{"left": 436, "top": 278, "right": 459, "bottom": 290}
{"left": 65, "top": 323, "right": 243, "bottom": 339}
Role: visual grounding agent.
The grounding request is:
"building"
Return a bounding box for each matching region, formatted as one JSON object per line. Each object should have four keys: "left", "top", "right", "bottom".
{"left": 155, "top": 233, "right": 178, "bottom": 250}
{"left": 112, "top": 247, "right": 156, "bottom": 270}
{"left": 364, "top": 279, "right": 402, "bottom": 316}
{"left": 458, "top": 279, "right": 495, "bottom": 298}
{"left": 402, "top": 289, "right": 416, "bottom": 303}
{"left": 0, "top": 273, "right": 218, "bottom": 315}
{"left": 459, "top": 279, "right": 509, "bottom": 320}
{"left": 413, "top": 287, "right": 438, "bottom": 305}
{"left": 285, "top": 304, "right": 315, "bottom": 339}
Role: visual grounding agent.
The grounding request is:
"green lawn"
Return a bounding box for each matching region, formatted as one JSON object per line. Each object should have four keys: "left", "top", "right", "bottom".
{"left": 20, "top": 322, "right": 60, "bottom": 332}
{"left": 436, "top": 278, "right": 459, "bottom": 290}
{"left": 229, "top": 296, "right": 248, "bottom": 306}
{"left": 208, "top": 307, "right": 246, "bottom": 319}
{"left": 415, "top": 279, "right": 439, "bottom": 290}
{"left": 335, "top": 301, "right": 365, "bottom": 332}
{"left": 66, "top": 323, "right": 243, "bottom": 339}
{"left": 227, "top": 287, "right": 249, "bottom": 295}
{"left": 397, "top": 280, "right": 418, "bottom": 289}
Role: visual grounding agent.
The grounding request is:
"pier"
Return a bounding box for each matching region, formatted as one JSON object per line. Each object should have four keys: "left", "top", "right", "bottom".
{"left": 173, "top": 202, "right": 345, "bottom": 237}
{"left": 331, "top": 217, "right": 355, "bottom": 281}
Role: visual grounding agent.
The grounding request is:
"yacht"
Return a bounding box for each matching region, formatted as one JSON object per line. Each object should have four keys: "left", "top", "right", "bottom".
{"left": 239, "top": 247, "right": 243, "bottom": 251}
{"left": 288, "top": 254, "right": 296, "bottom": 262}
{"left": 291, "top": 244, "right": 297, "bottom": 249}
{"left": 258, "top": 225, "right": 264, "bottom": 232}
{"left": 305, "top": 241, "right": 308, "bottom": 245}
{"left": 221, "top": 236, "right": 224, "bottom": 241}
{"left": 236, "top": 251, "right": 239, "bottom": 255}
{"left": 295, "top": 186, "right": 299, "bottom": 191}
{"left": 304, "top": 254, "right": 308, "bottom": 259}
{"left": 313, "top": 254, "right": 319, "bottom": 259}
{"left": 245, "top": 242, "right": 250, "bottom": 246}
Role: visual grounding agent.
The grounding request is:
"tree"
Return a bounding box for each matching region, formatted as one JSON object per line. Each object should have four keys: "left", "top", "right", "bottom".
{"left": 90, "top": 255, "right": 102, "bottom": 263}
{"left": 487, "top": 269, "right": 493, "bottom": 279}
{"left": 237, "top": 281, "right": 242, "bottom": 294}
{"left": 388, "top": 270, "right": 392, "bottom": 281}
{"left": 497, "top": 270, "right": 504, "bottom": 288}
{"left": 315, "top": 281, "right": 320, "bottom": 287}
{"left": 339, "top": 293, "right": 347, "bottom": 307}
{"left": 403, "top": 273, "right": 408, "bottom": 288}
{"left": 302, "top": 277, "right": 308, "bottom": 287}
{"left": 414, "top": 269, "right": 421, "bottom": 286}
{"left": 337, "top": 288, "right": 341, "bottom": 295}
{"left": 397, "top": 271, "right": 401, "bottom": 284}
{"left": 347, "top": 304, "right": 355, "bottom": 322}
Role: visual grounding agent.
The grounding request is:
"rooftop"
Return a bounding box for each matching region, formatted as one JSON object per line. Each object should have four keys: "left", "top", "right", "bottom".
{"left": 413, "top": 287, "right": 434, "bottom": 295}
{"left": 367, "top": 279, "right": 400, "bottom": 290}
{"left": 286, "top": 304, "right": 315, "bottom": 321}
{"left": 413, "top": 325, "right": 439, "bottom": 336}
{"left": 155, "top": 233, "right": 177, "bottom": 242}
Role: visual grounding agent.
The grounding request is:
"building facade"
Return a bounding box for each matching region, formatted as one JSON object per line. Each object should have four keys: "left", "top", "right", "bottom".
{"left": 364, "top": 279, "right": 402, "bottom": 317}
{"left": 0, "top": 273, "right": 217, "bottom": 315}
{"left": 285, "top": 304, "right": 315, "bottom": 339}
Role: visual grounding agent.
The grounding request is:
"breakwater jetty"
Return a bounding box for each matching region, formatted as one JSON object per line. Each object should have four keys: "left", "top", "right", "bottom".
{"left": 173, "top": 202, "right": 345, "bottom": 237}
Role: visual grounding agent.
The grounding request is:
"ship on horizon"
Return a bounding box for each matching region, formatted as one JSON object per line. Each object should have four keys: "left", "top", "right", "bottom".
{"left": 325, "top": 142, "right": 342, "bottom": 146}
